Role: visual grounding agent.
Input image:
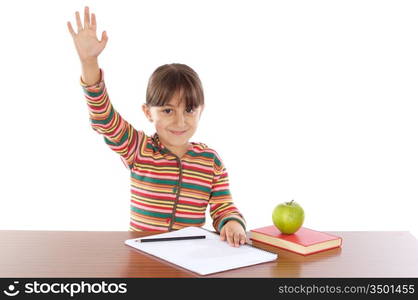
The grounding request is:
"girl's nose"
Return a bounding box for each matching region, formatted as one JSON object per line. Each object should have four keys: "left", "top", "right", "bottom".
{"left": 175, "top": 113, "right": 186, "bottom": 127}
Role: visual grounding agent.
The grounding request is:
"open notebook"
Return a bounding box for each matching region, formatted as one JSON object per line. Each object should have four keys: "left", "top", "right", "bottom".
{"left": 125, "top": 226, "right": 278, "bottom": 275}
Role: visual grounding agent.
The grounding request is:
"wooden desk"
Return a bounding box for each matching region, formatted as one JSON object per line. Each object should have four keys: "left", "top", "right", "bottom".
{"left": 0, "top": 230, "right": 417, "bottom": 277}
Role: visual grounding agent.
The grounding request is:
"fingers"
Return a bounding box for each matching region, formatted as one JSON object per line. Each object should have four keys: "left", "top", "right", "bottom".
{"left": 233, "top": 233, "right": 240, "bottom": 247}
{"left": 235, "top": 232, "right": 247, "bottom": 246}
{"left": 220, "top": 227, "right": 226, "bottom": 241}
{"left": 100, "top": 31, "right": 108, "bottom": 45}
{"left": 75, "top": 11, "right": 83, "bottom": 32}
{"left": 225, "top": 231, "right": 246, "bottom": 247}
{"left": 84, "top": 6, "right": 90, "bottom": 28}
{"left": 91, "top": 13, "right": 97, "bottom": 31}
{"left": 73, "top": 6, "right": 94, "bottom": 33}
{"left": 220, "top": 222, "right": 246, "bottom": 247}
{"left": 240, "top": 233, "right": 247, "bottom": 245}
{"left": 67, "top": 21, "right": 75, "bottom": 37}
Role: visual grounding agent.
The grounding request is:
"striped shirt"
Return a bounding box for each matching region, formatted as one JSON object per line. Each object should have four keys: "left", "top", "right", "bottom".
{"left": 80, "top": 68, "right": 246, "bottom": 232}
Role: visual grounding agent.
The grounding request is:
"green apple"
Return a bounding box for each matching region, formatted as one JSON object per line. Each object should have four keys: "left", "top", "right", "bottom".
{"left": 272, "top": 200, "right": 305, "bottom": 234}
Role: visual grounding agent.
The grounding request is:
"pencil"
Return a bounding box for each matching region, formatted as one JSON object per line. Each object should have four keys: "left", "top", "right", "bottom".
{"left": 137, "top": 235, "right": 206, "bottom": 243}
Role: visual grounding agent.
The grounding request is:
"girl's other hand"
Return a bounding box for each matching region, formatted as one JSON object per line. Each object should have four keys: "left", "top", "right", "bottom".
{"left": 220, "top": 220, "right": 247, "bottom": 247}
{"left": 67, "top": 6, "right": 108, "bottom": 63}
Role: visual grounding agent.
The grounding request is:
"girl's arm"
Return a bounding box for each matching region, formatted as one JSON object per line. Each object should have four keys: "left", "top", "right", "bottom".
{"left": 81, "top": 59, "right": 101, "bottom": 87}
{"left": 69, "top": 7, "right": 143, "bottom": 169}
{"left": 209, "top": 153, "right": 247, "bottom": 233}
{"left": 81, "top": 68, "right": 144, "bottom": 170}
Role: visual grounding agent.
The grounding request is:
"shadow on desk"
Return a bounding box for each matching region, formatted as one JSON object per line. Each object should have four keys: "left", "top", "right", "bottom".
{"left": 204, "top": 240, "right": 342, "bottom": 278}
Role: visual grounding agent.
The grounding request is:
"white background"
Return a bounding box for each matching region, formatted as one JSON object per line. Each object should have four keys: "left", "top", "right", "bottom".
{"left": 0, "top": 0, "right": 417, "bottom": 238}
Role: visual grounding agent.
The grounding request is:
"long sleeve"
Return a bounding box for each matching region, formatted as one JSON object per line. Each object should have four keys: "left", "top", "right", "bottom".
{"left": 209, "top": 153, "right": 246, "bottom": 233}
{"left": 80, "top": 68, "right": 144, "bottom": 170}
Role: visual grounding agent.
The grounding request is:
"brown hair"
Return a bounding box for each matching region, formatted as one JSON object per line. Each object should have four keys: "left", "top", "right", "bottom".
{"left": 145, "top": 63, "right": 204, "bottom": 110}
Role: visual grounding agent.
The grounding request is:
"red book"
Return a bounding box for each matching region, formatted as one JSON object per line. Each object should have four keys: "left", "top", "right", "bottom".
{"left": 250, "top": 225, "right": 342, "bottom": 255}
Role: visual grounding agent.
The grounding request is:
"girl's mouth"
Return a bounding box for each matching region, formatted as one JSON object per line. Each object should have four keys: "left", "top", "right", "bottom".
{"left": 169, "top": 130, "right": 187, "bottom": 135}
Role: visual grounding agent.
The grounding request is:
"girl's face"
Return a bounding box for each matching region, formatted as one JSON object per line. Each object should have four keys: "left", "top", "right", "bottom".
{"left": 142, "top": 90, "right": 204, "bottom": 152}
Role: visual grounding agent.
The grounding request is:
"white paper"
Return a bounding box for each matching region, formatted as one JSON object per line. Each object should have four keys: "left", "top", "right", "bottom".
{"left": 124, "top": 226, "right": 278, "bottom": 275}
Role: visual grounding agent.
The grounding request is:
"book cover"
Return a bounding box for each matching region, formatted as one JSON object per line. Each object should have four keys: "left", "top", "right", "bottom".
{"left": 250, "top": 225, "right": 342, "bottom": 255}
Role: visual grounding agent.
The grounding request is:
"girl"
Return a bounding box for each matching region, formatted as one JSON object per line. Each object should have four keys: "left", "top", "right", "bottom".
{"left": 67, "top": 6, "right": 246, "bottom": 247}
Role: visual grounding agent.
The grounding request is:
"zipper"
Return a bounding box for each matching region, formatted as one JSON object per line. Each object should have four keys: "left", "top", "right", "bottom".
{"left": 168, "top": 155, "right": 183, "bottom": 231}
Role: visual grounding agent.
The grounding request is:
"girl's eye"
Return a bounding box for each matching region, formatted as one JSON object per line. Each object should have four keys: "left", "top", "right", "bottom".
{"left": 162, "top": 107, "right": 195, "bottom": 114}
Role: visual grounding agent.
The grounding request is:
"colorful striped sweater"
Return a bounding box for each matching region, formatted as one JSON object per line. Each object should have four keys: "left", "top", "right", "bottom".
{"left": 80, "top": 69, "right": 246, "bottom": 233}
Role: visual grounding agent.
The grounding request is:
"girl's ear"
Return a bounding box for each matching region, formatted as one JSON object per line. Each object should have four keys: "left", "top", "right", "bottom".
{"left": 142, "top": 104, "right": 153, "bottom": 122}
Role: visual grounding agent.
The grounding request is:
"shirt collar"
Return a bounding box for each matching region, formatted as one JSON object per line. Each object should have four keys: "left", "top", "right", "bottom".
{"left": 152, "top": 132, "right": 169, "bottom": 154}
{"left": 151, "top": 132, "right": 195, "bottom": 157}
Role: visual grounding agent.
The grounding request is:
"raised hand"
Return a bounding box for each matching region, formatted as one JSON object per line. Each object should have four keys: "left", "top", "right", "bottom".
{"left": 67, "top": 6, "right": 108, "bottom": 63}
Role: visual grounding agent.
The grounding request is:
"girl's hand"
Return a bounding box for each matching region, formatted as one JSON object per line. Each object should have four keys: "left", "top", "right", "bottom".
{"left": 220, "top": 220, "right": 247, "bottom": 247}
{"left": 67, "top": 6, "right": 108, "bottom": 63}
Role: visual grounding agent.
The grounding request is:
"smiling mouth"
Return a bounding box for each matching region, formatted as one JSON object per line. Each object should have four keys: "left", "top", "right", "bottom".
{"left": 170, "top": 130, "right": 187, "bottom": 135}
